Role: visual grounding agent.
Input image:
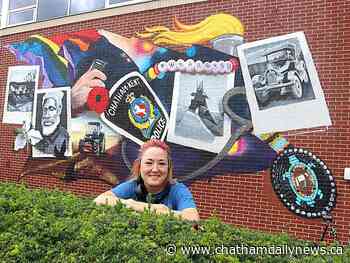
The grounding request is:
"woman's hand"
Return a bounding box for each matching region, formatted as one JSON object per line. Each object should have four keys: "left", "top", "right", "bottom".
{"left": 94, "top": 190, "right": 119, "bottom": 206}
{"left": 119, "top": 199, "right": 169, "bottom": 214}
{"left": 176, "top": 208, "right": 200, "bottom": 221}
{"left": 94, "top": 193, "right": 200, "bottom": 221}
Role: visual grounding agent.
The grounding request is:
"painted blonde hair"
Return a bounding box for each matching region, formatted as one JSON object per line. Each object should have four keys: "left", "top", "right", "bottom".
{"left": 136, "top": 13, "right": 245, "bottom": 46}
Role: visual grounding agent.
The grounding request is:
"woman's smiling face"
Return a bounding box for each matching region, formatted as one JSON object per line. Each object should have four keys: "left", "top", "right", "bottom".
{"left": 140, "top": 146, "right": 169, "bottom": 193}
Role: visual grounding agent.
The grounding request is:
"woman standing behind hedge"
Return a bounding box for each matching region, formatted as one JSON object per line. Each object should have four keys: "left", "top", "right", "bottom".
{"left": 94, "top": 139, "right": 200, "bottom": 221}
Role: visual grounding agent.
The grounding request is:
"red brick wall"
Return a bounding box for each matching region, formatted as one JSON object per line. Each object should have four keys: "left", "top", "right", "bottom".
{"left": 1, "top": 0, "right": 349, "bottom": 244}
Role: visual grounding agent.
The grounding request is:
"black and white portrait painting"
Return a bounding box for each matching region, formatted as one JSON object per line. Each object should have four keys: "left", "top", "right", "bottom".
{"left": 167, "top": 72, "right": 234, "bottom": 153}
{"left": 238, "top": 32, "right": 331, "bottom": 134}
{"left": 31, "top": 87, "right": 72, "bottom": 158}
{"left": 2, "top": 65, "right": 39, "bottom": 124}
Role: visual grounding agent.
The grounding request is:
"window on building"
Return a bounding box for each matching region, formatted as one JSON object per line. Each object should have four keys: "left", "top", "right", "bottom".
{"left": 0, "top": 0, "right": 153, "bottom": 28}
{"left": 37, "top": 0, "right": 68, "bottom": 21}
{"left": 8, "top": 8, "right": 35, "bottom": 25}
{"left": 8, "top": 0, "right": 36, "bottom": 26}
{"left": 9, "top": 0, "right": 35, "bottom": 10}
{"left": 70, "top": 0, "right": 105, "bottom": 15}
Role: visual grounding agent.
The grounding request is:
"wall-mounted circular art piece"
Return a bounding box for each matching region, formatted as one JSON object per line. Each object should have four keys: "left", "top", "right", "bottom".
{"left": 271, "top": 147, "right": 336, "bottom": 218}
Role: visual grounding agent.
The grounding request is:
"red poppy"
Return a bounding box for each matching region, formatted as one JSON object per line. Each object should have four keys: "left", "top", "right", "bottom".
{"left": 87, "top": 86, "right": 109, "bottom": 114}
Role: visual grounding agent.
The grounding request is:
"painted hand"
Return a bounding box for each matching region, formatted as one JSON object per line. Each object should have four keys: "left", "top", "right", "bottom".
{"left": 71, "top": 69, "right": 107, "bottom": 114}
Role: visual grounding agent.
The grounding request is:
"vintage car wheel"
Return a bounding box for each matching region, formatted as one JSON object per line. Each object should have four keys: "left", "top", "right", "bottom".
{"left": 290, "top": 75, "right": 302, "bottom": 99}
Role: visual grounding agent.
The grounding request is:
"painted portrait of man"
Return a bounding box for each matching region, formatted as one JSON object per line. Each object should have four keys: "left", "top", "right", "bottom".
{"left": 32, "top": 87, "right": 72, "bottom": 158}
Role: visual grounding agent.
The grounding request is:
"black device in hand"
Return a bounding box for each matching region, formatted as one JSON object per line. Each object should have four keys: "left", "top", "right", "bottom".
{"left": 90, "top": 58, "right": 108, "bottom": 72}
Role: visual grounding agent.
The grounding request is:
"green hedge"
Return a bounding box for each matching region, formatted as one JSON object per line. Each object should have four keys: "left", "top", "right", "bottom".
{"left": 0, "top": 182, "right": 347, "bottom": 263}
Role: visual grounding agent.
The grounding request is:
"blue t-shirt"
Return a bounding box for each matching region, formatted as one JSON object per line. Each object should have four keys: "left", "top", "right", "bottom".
{"left": 111, "top": 180, "right": 196, "bottom": 211}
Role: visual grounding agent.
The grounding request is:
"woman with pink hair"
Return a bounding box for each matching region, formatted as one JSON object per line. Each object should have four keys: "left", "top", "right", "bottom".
{"left": 94, "top": 139, "right": 199, "bottom": 221}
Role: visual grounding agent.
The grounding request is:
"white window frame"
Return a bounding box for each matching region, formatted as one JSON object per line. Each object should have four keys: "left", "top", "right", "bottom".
{"left": 0, "top": 0, "right": 207, "bottom": 36}
{"left": 1, "top": 0, "right": 151, "bottom": 28}
{"left": 67, "top": 0, "right": 71, "bottom": 15}
{"left": 36, "top": 0, "right": 69, "bottom": 22}
{"left": 4, "top": 0, "right": 38, "bottom": 27}
{"left": 68, "top": 0, "right": 106, "bottom": 15}
{"left": 107, "top": 0, "right": 151, "bottom": 8}
{"left": 0, "top": 0, "right": 5, "bottom": 28}
{"left": 1, "top": 0, "right": 8, "bottom": 27}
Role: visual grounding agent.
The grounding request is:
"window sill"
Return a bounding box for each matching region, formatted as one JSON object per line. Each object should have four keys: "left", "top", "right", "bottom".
{"left": 0, "top": 0, "right": 207, "bottom": 37}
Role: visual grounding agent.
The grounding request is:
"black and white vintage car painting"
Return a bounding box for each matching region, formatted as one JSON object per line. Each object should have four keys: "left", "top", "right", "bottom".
{"left": 237, "top": 32, "right": 331, "bottom": 134}
{"left": 249, "top": 43, "right": 314, "bottom": 109}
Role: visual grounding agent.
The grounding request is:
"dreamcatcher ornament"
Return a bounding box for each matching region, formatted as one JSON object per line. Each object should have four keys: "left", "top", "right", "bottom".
{"left": 271, "top": 146, "right": 336, "bottom": 219}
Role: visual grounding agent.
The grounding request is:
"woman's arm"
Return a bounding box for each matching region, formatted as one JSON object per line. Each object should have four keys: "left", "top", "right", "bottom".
{"left": 118, "top": 199, "right": 200, "bottom": 221}
{"left": 93, "top": 190, "right": 120, "bottom": 205}
{"left": 94, "top": 192, "right": 200, "bottom": 221}
{"left": 177, "top": 208, "right": 200, "bottom": 221}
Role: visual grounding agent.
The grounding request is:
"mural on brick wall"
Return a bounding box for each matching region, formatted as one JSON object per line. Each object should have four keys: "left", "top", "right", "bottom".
{"left": 4, "top": 14, "right": 336, "bottom": 218}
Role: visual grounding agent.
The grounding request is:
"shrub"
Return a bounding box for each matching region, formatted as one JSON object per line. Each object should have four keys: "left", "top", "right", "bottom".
{"left": 0, "top": 182, "right": 347, "bottom": 262}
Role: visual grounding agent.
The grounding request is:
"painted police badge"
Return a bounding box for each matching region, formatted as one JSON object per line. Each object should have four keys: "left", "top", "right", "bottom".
{"left": 271, "top": 146, "right": 336, "bottom": 218}
{"left": 101, "top": 72, "right": 169, "bottom": 144}
{"left": 126, "top": 92, "right": 162, "bottom": 139}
